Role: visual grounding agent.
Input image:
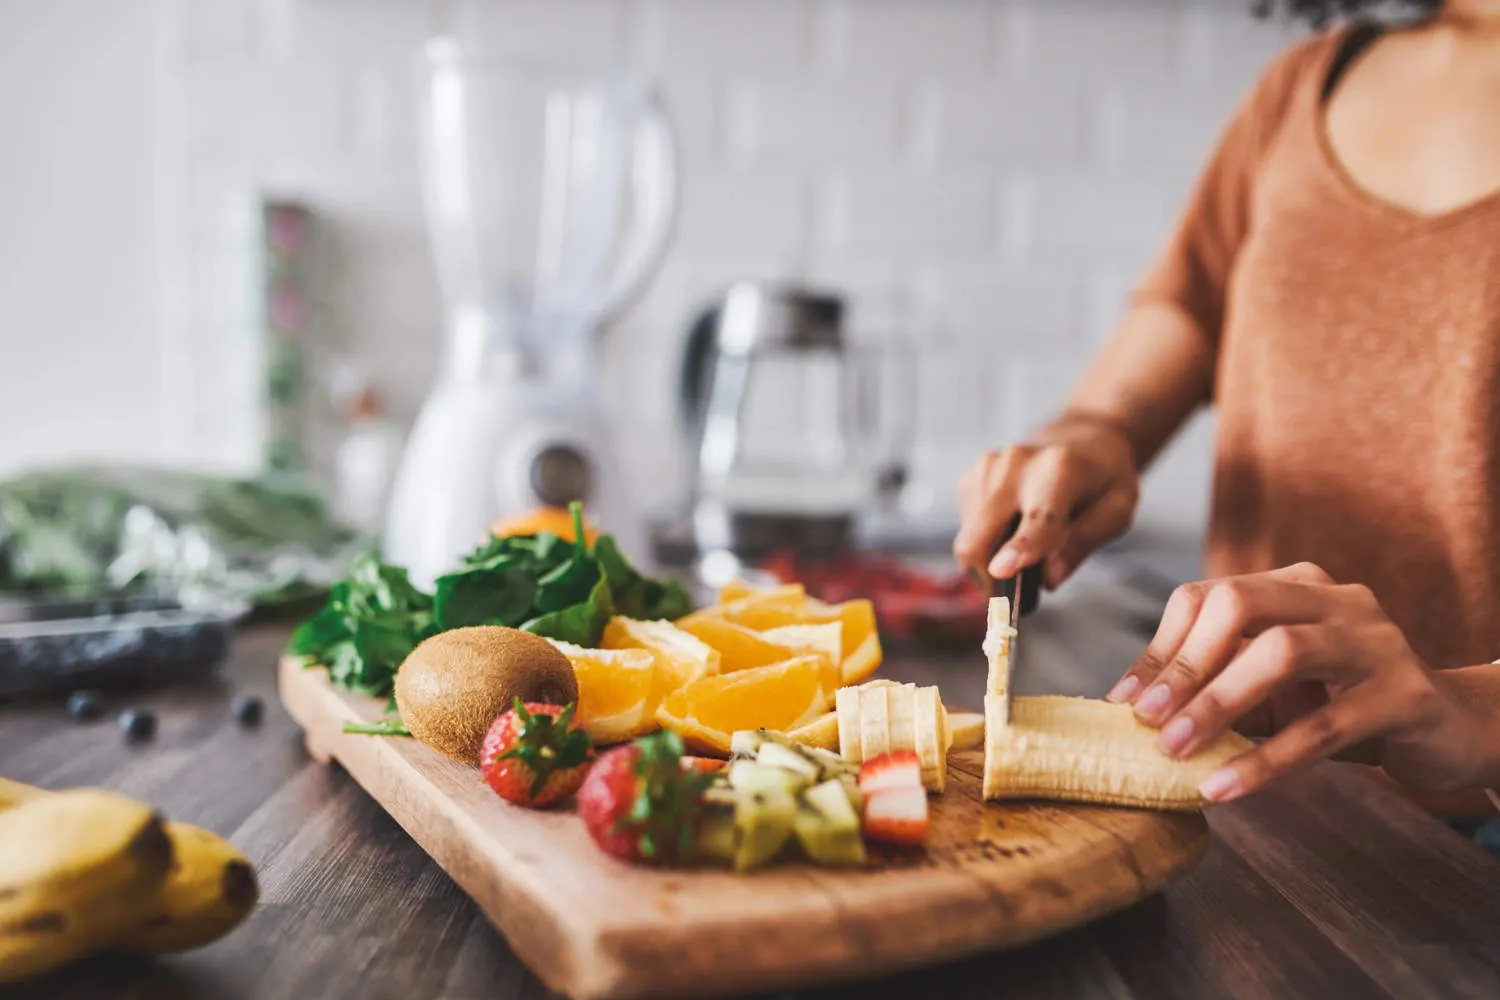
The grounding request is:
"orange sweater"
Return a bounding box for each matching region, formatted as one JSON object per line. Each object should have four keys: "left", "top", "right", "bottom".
{"left": 1136, "top": 28, "right": 1500, "bottom": 672}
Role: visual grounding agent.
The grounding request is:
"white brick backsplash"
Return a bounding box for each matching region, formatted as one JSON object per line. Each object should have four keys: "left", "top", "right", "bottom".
{"left": 145, "top": 0, "right": 1302, "bottom": 533}
{"left": 842, "top": 0, "right": 992, "bottom": 80}
{"left": 933, "top": 82, "right": 1089, "bottom": 168}
{"left": 1010, "top": 4, "right": 1180, "bottom": 91}
{"left": 458, "top": 0, "right": 624, "bottom": 64}
{"left": 1018, "top": 174, "right": 1177, "bottom": 259}
{"left": 1097, "top": 84, "right": 1240, "bottom": 178}
{"left": 676, "top": 170, "right": 808, "bottom": 256}
{"left": 728, "top": 81, "right": 900, "bottom": 167}
{"left": 917, "top": 260, "right": 1084, "bottom": 348}
{"left": 641, "top": 0, "right": 808, "bottom": 76}
{"left": 833, "top": 172, "right": 995, "bottom": 256}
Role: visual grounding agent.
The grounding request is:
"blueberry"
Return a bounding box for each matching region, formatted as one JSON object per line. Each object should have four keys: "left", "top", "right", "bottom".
{"left": 119, "top": 709, "right": 157, "bottom": 742}
{"left": 231, "top": 695, "right": 264, "bottom": 728}
{"left": 66, "top": 690, "right": 104, "bottom": 722}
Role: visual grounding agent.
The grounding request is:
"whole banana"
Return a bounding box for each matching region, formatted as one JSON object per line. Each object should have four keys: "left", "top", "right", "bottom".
{"left": 111, "top": 821, "right": 259, "bottom": 953}
{"left": 0, "top": 789, "right": 173, "bottom": 984}
{"left": 0, "top": 776, "right": 259, "bottom": 981}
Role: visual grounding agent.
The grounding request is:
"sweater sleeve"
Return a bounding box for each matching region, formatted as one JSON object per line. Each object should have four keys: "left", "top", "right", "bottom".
{"left": 1133, "top": 33, "right": 1334, "bottom": 352}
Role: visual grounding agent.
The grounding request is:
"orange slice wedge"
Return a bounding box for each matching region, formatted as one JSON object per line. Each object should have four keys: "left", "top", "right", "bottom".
{"left": 601, "top": 616, "right": 721, "bottom": 704}
{"left": 549, "top": 640, "right": 658, "bottom": 745}
{"left": 655, "top": 655, "right": 837, "bottom": 756}
{"left": 675, "top": 616, "right": 819, "bottom": 674}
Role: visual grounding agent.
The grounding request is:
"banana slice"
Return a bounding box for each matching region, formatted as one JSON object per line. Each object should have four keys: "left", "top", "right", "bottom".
{"left": 858, "top": 684, "right": 892, "bottom": 760}
{"left": 912, "top": 685, "right": 947, "bottom": 793}
{"left": 835, "top": 687, "right": 862, "bottom": 763}
{"left": 887, "top": 683, "right": 916, "bottom": 764}
{"left": 946, "top": 711, "right": 985, "bottom": 751}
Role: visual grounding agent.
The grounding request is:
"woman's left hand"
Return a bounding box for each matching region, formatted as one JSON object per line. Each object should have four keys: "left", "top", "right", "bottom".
{"left": 1108, "top": 562, "right": 1486, "bottom": 803}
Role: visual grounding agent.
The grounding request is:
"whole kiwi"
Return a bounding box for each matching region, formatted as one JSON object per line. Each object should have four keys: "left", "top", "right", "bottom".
{"left": 394, "top": 627, "right": 578, "bottom": 763}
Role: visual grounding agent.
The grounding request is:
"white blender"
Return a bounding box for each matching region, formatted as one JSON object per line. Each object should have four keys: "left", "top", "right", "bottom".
{"left": 385, "top": 40, "right": 678, "bottom": 587}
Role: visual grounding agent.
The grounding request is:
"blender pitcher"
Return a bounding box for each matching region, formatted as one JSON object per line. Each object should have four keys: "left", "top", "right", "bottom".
{"left": 384, "top": 40, "right": 678, "bottom": 587}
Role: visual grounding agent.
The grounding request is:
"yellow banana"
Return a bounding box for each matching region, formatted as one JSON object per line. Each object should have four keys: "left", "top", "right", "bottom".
{"left": 111, "top": 822, "right": 259, "bottom": 954}
{"left": 0, "top": 776, "right": 46, "bottom": 811}
{"left": 982, "top": 695, "right": 1253, "bottom": 810}
{"left": 0, "top": 790, "right": 172, "bottom": 984}
{"left": 834, "top": 680, "right": 949, "bottom": 792}
{"left": 0, "top": 777, "right": 258, "bottom": 961}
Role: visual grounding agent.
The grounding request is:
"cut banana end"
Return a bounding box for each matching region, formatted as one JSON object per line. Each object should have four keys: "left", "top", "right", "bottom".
{"left": 983, "top": 596, "right": 1016, "bottom": 700}
{"left": 982, "top": 695, "right": 1254, "bottom": 811}
{"left": 835, "top": 680, "right": 948, "bottom": 793}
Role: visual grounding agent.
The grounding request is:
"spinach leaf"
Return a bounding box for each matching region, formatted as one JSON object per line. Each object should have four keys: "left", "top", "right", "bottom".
{"left": 433, "top": 557, "right": 537, "bottom": 629}
{"left": 343, "top": 716, "right": 411, "bottom": 737}
{"left": 594, "top": 534, "right": 693, "bottom": 621}
{"left": 521, "top": 564, "right": 614, "bottom": 647}
{"left": 288, "top": 553, "right": 435, "bottom": 698}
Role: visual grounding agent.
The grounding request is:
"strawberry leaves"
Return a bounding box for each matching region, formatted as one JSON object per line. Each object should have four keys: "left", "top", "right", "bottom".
{"left": 621, "top": 731, "right": 716, "bottom": 861}
{"left": 495, "top": 700, "right": 594, "bottom": 798}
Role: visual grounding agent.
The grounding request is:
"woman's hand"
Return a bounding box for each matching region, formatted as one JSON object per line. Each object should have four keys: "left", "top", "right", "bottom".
{"left": 952, "top": 415, "right": 1140, "bottom": 588}
{"left": 1110, "top": 562, "right": 1487, "bottom": 803}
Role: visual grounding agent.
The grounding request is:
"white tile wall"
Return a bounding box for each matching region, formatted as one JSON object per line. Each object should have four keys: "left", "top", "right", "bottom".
{"left": 166, "top": 0, "right": 1305, "bottom": 533}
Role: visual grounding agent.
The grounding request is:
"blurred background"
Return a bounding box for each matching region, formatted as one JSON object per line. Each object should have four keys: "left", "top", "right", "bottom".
{"left": 0, "top": 0, "right": 1305, "bottom": 625}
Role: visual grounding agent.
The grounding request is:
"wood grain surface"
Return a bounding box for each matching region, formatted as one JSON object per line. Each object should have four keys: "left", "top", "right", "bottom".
{"left": 2, "top": 605, "right": 1499, "bottom": 999}
{"left": 278, "top": 656, "right": 1209, "bottom": 1000}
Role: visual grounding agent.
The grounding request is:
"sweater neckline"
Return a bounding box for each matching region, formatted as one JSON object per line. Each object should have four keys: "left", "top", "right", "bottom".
{"left": 1309, "top": 23, "right": 1500, "bottom": 233}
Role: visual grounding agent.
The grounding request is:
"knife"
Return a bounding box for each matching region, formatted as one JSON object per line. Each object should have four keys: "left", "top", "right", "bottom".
{"left": 973, "top": 514, "right": 1042, "bottom": 724}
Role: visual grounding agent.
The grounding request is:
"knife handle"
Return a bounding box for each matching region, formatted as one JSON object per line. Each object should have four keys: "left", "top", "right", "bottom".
{"left": 999, "top": 514, "right": 1043, "bottom": 617}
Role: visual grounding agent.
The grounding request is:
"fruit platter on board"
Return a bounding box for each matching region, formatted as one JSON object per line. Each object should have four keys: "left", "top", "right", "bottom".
{"left": 278, "top": 503, "right": 1247, "bottom": 1000}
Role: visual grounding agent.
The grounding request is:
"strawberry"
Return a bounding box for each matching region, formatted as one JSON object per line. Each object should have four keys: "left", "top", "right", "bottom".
{"left": 577, "top": 730, "right": 715, "bottom": 863}
{"left": 480, "top": 700, "right": 594, "bottom": 808}
{"left": 862, "top": 784, "right": 929, "bottom": 846}
{"left": 858, "top": 749, "right": 923, "bottom": 795}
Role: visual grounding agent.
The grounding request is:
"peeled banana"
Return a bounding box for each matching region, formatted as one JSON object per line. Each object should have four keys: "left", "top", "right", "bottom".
{"left": 982, "top": 696, "right": 1253, "bottom": 810}
{"left": 978, "top": 597, "right": 1253, "bottom": 810}
{"left": 835, "top": 680, "right": 949, "bottom": 792}
{"left": 0, "top": 790, "right": 172, "bottom": 984}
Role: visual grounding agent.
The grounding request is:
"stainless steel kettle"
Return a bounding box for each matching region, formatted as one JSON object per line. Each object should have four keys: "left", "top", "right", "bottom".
{"left": 663, "top": 281, "right": 911, "bottom": 565}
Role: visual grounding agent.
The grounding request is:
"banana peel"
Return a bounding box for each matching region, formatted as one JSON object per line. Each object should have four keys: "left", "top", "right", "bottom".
{"left": 0, "top": 777, "right": 258, "bottom": 982}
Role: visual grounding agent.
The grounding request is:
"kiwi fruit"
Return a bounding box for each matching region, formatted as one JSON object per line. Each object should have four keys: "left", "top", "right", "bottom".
{"left": 394, "top": 627, "right": 578, "bottom": 763}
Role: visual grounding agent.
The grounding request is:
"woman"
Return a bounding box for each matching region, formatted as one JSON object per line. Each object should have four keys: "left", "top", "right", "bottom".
{"left": 953, "top": 0, "right": 1500, "bottom": 815}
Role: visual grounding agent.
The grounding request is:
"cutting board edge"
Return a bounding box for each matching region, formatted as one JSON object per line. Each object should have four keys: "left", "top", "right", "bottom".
{"left": 278, "top": 656, "right": 614, "bottom": 998}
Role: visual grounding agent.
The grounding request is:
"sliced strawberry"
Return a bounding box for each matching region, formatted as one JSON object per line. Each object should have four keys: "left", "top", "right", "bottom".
{"left": 862, "top": 785, "right": 929, "bottom": 846}
{"left": 859, "top": 750, "right": 923, "bottom": 795}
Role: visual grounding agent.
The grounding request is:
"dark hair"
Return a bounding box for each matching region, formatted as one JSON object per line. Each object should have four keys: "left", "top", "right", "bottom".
{"left": 1253, "top": 0, "right": 1441, "bottom": 24}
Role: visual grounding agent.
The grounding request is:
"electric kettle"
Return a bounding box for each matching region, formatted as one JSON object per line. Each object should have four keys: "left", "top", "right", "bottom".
{"left": 654, "top": 282, "right": 915, "bottom": 569}
{"left": 385, "top": 41, "right": 677, "bottom": 587}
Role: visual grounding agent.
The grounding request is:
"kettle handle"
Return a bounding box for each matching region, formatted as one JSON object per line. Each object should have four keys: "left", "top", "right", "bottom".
{"left": 597, "top": 86, "right": 679, "bottom": 328}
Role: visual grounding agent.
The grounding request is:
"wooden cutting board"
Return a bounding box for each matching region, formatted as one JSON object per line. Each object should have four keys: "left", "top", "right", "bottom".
{"left": 278, "top": 658, "right": 1209, "bottom": 1000}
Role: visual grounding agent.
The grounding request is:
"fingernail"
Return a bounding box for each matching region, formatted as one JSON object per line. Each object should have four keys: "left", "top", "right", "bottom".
{"left": 989, "top": 550, "right": 1019, "bottom": 578}
{"left": 1157, "top": 715, "right": 1195, "bottom": 757}
{"left": 1106, "top": 675, "right": 1141, "bottom": 703}
{"left": 1198, "top": 768, "right": 1241, "bottom": 803}
{"left": 1134, "top": 683, "right": 1172, "bottom": 723}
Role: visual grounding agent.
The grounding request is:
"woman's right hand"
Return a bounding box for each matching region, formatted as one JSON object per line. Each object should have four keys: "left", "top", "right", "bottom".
{"left": 953, "top": 415, "right": 1141, "bottom": 589}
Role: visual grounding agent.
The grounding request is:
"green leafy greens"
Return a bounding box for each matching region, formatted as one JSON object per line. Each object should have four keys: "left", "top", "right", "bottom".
{"left": 291, "top": 502, "right": 693, "bottom": 700}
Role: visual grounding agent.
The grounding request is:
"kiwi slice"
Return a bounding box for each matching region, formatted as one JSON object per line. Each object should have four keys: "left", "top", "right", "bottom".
{"left": 794, "top": 779, "right": 866, "bottom": 867}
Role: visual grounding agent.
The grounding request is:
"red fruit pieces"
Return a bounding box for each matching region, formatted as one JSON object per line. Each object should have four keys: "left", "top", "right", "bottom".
{"left": 578, "top": 744, "right": 646, "bottom": 860}
{"left": 862, "top": 785, "right": 929, "bottom": 847}
{"left": 858, "top": 750, "right": 922, "bottom": 796}
{"left": 480, "top": 700, "right": 594, "bottom": 808}
{"left": 577, "top": 731, "right": 717, "bottom": 865}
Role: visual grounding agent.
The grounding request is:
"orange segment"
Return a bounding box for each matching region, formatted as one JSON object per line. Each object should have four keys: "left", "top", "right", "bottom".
{"left": 678, "top": 583, "right": 806, "bottom": 629}
{"left": 655, "top": 655, "right": 836, "bottom": 756}
{"left": 717, "top": 580, "right": 758, "bottom": 604}
{"left": 759, "top": 622, "right": 842, "bottom": 666}
{"left": 840, "top": 630, "right": 884, "bottom": 685}
{"left": 676, "top": 616, "right": 810, "bottom": 673}
{"left": 548, "top": 640, "right": 658, "bottom": 745}
{"left": 601, "top": 616, "right": 721, "bottom": 704}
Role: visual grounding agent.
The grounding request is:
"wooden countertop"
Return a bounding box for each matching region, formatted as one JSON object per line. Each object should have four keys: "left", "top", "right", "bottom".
{"left": 4, "top": 571, "right": 1500, "bottom": 999}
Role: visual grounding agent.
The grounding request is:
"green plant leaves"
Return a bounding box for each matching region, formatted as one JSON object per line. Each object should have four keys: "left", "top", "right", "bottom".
{"left": 289, "top": 503, "right": 694, "bottom": 698}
